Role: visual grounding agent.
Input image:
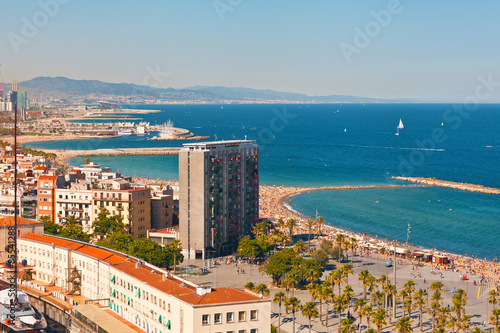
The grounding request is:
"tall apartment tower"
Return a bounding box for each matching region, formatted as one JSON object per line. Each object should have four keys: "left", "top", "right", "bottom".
{"left": 179, "top": 140, "right": 259, "bottom": 259}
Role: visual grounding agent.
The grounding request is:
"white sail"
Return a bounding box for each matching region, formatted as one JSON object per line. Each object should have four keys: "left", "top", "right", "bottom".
{"left": 397, "top": 119, "right": 404, "bottom": 129}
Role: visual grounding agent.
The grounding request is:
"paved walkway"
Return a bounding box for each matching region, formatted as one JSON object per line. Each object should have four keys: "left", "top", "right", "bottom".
{"left": 182, "top": 252, "right": 497, "bottom": 332}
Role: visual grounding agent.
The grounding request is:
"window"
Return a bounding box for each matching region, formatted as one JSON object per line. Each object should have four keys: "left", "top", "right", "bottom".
{"left": 250, "top": 329, "right": 257, "bottom": 333}
{"left": 214, "top": 313, "right": 221, "bottom": 324}
{"left": 250, "top": 310, "right": 257, "bottom": 320}
{"left": 238, "top": 330, "right": 246, "bottom": 333}
{"left": 202, "top": 314, "right": 209, "bottom": 325}
{"left": 238, "top": 311, "right": 245, "bottom": 322}
{"left": 226, "top": 312, "right": 234, "bottom": 323}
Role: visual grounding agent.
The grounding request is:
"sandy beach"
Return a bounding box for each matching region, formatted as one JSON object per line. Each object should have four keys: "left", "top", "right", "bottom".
{"left": 12, "top": 134, "right": 500, "bottom": 284}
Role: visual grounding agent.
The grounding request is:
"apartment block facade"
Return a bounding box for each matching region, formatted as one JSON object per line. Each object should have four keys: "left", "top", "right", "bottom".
{"left": 19, "top": 233, "right": 270, "bottom": 333}
{"left": 92, "top": 180, "right": 151, "bottom": 239}
{"left": 179, "top": 140, "right": 259, "bottom": 259}
{"left": 37, "top": 175, "right": 58, "bottom": 222}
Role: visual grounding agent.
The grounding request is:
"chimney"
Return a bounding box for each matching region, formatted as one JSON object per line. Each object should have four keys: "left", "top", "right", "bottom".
{"left": 135, "top": 261, "right": 142, "bottom": 269}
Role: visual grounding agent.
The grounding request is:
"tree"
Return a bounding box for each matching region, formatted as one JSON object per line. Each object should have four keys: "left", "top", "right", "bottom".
{"left": 286, "top": 218, "right": 297, "bottom": 238}
{"left": 315, "top": 215, "right": 326, "bottom": 236}
{"left": 62, "top": 215, "right": 81, "bottom": 227}
{"left": 293, "top": 240, "right": 307, "bottom": 256}
{"left": 166, "top": 239, "right": 183, "bottom": 271}
{"left": 335, "top": 234, "right": 345, "bottom": 264}
{"left": 305, "top": 219, "right": 315, "bottom": 253}
{"left": 354, "top": 298, "right": 367, "bottom": 333}
{"left": 285, "top": 297, "right": 301, "bottom": 333}
{"left": 252, "top": 221, "right": 269, "bottom": 240}
{"left": 82, "top": 157, "right": 92, "bottom": 164}
{"left": 371, "top": 309, "right": 387, "bottom": 333}
{"left": 255, "top": 284, "right": 269, "bottom": 296}
{"left": 301, "top": 302, "right": 319, "bottom": 333}
{"left": 358, "top": 269, "right": 372, "bottom": 300}
{"left": 363, "top": 305, "right": 374, "bottom": 330}
{"left": 393, "top": 316, "right": 413, "bottom": 333}
{"left": 350, "top": 237, "right": 357, "bottom": 265}
{"left": 59, "top": 224, "right": 90, "bottom": 242}
{"left": 273, "top": 292, "right": 286, "bottom": 333}
{"left": 43, "top": 219, "right": 60, "bottom": 235}
{"left": 340, "top": 263, "right": 353, "bottom": 287}
{"left": 264, "top": 249, "right": 297, "bottom": 285}
{"left": 489, "top": 290, "right": 499, "bottom": 311}
{"left": 311, "top": 248, "right": 329, "bottom": 267}
{"left": 92, "top": 208, "right": 125, "bottom": 240}
{"left": 237, "top": 236, "right": 271, "bottom": 258}
{"left": 340, "top": 317, "right": 356, "bottom": 333}
{"left": 413, "top": 289, "right": 427, "bottom": 332}
{"left": 96, "top": 230, "right": 132, "bottom": 252}
{"left": 332, "top": 294, "right": 347, "bottom": 332}
{"left": 245, "top": 282, "right": 255, "bottom": 290}
{"left": 320, "top": 282, "right": 333, "bottom": 328}
{"left": 490, "top": 308, "right": 500, "bottom": 330}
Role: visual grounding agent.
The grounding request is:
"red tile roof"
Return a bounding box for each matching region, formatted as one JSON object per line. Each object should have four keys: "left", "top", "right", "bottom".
{"left": 38, "top": 175, "right": 57, "bottom": 180}
{"left": 0, "top": 216, "right": 43, "bottom": 226}
{"left": 20, "top": 233, "right": 266, "bottom": 306}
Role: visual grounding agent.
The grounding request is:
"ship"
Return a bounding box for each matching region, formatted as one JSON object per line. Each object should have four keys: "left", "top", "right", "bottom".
{"left": 0, "top": 289, "right": 48, "bottom": 332}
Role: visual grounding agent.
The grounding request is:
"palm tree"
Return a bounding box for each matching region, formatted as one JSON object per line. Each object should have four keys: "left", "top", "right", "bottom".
{"left": 393, "top": 316, "right": 413, "bottom": 333}
{"left": 456, "top": 314, "right": 470, "bottom": 333}
{"left": 332, "top": 294, "right": 347, "bottom": 333}
{"left": 305, "top": 219, "right": 315, "bottom": 253}
{"left": 489, "top": 290, "right": 499, "bottom": 311}
{"left": 413, "top": 289, "right": 427, "bottom": 332}
{"left": 353, "top": 298, "right": 367, "bottom": 333}
{"left": 363, "top": 305, "right": 373, "bottom": 330}
{"left": 316, "top": 215, "right": 325, "bottom": 236}
{"left": 301, "top": 302, "right": 319, "bottom": 333}
{"left": 373, "top": 290, "right": 384, "bottom": 310}
{"left": 358, "top": 270, "right": 371, "bottom": 300}
{"left": 447, "top": 315, "right": 458, "bottom": 333}
{"left": 343, "top": 285, "right": 355, "bottom": 312}
{"left": 286, "top": 218, "right": 297, "bottom": 238}
{"left": 371, "top": 309, "right": 388, "bottom": 333}
{"left": 427, "top": 301, "right": 440, "bottom": 331}
{"left": 350, "top": 237, "right": 357, "bottom": 265}
{"left": 245, "top": 281, "right": 255, "bottom": 290}
{"left": 281, "top": 274, "right": 298, "bottom": 297}
{"left": 340, "top": 317, "right": 356, "bottom": 333}
{"left": 293, "top": 240, "right": 307, "bottom": 256}
{"left": 330, "top": 269, "right": 343, "bottom": 295}
{"left": 367, "top": 275, "right": 378, "bottom": 304}
{"left": 285, "top": 296, "right": 301, "bottom": 333}
{"left": 340, "top": 263, "right": 353, "bottom": 287}
{"left": 273, "top": 292, "right": 286, "bottom": 333}
{"left": 62, "top": 214, "right": 81, "bottom": 227}
{"left": 335, "top": 234, "right": 345, "bottom": 265}
{"left": 255, "top": 283, "right": 269, "bottom": 296}
{"left": 307, "top": 282, "right": 319, "bottom": 302}
{"left": 321, "top": 283, "right": 333, "bottom": 328}
{"left": 490, "top": 308, "right": 500, "bottom": 330}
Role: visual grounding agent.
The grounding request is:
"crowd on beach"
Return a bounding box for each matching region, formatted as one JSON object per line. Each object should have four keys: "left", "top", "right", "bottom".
{"left": 12, "top": 135, "right": 499, "bottom": 288}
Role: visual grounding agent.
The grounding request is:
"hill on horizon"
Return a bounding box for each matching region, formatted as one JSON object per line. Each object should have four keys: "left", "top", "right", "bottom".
{"left": 11, "top": 76, "right": 415, "bottom": 103}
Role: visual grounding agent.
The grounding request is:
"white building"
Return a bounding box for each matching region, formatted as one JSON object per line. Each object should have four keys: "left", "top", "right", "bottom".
{"left": 55, "top": 182, "right": 93, "bottom": 232}
{"left": 19, "top": 233, "right": 270, "bottom": 333}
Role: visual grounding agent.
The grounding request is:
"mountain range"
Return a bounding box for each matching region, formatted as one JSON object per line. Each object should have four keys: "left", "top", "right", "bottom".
{"left": 9, "top": 76, "right": 414, "bottom": 104}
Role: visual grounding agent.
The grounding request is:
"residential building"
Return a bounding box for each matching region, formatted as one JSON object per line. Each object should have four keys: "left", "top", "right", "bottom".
{"left": 92, "top": 179, "right": 151, "bottom": 239}
{"left": 179, "top": 140, "right": 259, "bottom": 259}
{"left": 55, "top": 181, "right": 93, "bottom": 232}
{"left": 0, "top": 217, "right": 43, "bottom": 261}
{"left": 36, "top": 175, "right": 58, "bottom": 222}
{"left": 19, "top": 233, "right": 270, "bottom": 333}
{"left": 151, "top": 188, "right": 174, "bottom": 230}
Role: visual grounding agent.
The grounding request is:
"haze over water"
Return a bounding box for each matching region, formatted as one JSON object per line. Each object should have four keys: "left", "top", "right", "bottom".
{"left": 28, "top": 104, "right": 500, "bottom": 259}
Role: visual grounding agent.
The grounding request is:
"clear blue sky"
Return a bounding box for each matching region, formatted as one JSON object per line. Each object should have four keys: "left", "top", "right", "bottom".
{"left": 2, "top": 0, "right": 500, "bottom": 101}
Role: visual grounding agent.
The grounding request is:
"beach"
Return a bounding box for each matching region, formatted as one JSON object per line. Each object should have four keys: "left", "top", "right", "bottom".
{"left": 14, "top": 134, "right": 500, "bottom": 284}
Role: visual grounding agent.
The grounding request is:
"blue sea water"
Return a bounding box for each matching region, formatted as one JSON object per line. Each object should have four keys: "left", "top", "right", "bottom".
{"left": 27, "top": 104, "right": 500, "bottom": 259}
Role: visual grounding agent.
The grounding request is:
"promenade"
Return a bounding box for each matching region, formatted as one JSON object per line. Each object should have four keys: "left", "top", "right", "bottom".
{"left": 184, "top": 246, "right": 497, "bottom": 332}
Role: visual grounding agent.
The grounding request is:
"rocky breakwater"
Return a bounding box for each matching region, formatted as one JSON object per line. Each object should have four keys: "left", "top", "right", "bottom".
{"left": 393, "top": 176, "right": 500, "bottom": 194}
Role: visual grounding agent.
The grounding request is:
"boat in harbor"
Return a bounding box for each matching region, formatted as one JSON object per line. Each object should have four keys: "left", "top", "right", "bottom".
{"left": 0, "top": 289, "right": 48, "bottom": 332}
{"left": 395, "top": 118, "right": 404, "bottom": 135}
{"left": 117, "top": 129, "right": 133, "bottom": 136}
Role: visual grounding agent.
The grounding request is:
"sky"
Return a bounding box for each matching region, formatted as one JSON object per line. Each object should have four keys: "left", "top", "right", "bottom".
{"left": 1, "top": 0, "right": 500, "bottom": 102}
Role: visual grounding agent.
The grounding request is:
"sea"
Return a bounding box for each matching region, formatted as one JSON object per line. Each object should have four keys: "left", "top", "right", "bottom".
{"left": 26, "top": 104, "right": 500, "bottom": 260}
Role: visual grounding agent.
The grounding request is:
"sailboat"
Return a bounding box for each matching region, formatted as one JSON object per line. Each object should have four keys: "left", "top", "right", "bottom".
{"left": 395, "top": 118, "right": 404, "bottom": 135}
{"left": 0, "top": 106, "right": 48, "bottom": 332}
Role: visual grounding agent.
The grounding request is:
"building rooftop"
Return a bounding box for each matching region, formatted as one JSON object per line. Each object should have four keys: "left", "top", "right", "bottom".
{"left": 21, "top": 233, "right": 266, "bottom": 306}
{"left": 0, "top": 216, "right": 43, "bottom": 226}
{"left": 182, "top": 140, "right": 257, "bottom": 150}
